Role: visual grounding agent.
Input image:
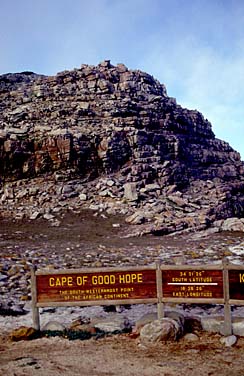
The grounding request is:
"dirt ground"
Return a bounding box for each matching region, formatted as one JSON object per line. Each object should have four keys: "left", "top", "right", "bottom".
{"left": 1, "top": 331, "right": 244, "bottom": 376}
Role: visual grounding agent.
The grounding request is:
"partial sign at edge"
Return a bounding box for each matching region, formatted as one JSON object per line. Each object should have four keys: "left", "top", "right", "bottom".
{"left": 229, "top": 270, "right": 244, "bottom": 300}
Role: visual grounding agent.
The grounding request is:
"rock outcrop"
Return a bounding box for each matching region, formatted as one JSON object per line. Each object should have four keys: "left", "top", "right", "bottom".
{"left": 0, "top": 60, "right": 243, "bottom": 234}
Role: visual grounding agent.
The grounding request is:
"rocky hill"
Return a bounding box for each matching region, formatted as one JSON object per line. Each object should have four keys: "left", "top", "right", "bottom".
{"left": 0, "top": 60, "right": 244, "bottom": 235}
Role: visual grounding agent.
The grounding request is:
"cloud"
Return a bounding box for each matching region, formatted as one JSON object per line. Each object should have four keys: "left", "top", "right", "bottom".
{"left": 136, "top": 1, "right": 244, "bottom": 159}
{"left": 0, "top": 0, "right": 158, "bottom": 74}
{"left": 172, "top": 45, "right": 244, "bottom": 158}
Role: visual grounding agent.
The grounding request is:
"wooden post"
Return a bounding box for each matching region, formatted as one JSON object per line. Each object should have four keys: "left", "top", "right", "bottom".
{"left": 156, "top": 262, "right": 164, "bottom": 319}
{"left": 222, "top": 258, "right": 232, "bottom": 336}
{"left": 30, "top": 265, "right": 40, "bottom": 330}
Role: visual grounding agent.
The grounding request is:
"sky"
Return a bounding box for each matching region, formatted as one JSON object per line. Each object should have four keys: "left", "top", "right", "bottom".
{"left": 0, "top": 0, "right": 243, "bottom": 160}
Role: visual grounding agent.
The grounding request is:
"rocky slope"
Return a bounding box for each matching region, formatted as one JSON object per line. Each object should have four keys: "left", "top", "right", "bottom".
{"left": 0, "top": 60, "right": 244, "bottom": 235}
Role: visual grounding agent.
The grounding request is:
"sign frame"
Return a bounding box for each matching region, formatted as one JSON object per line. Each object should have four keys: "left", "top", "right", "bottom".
{"left": 31, "top": 260, "right": 244, "bottom": 336}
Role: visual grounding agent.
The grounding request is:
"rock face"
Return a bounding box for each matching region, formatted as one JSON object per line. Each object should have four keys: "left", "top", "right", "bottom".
{"left": 0, "top": 60, "right": 244, "bottom": 234}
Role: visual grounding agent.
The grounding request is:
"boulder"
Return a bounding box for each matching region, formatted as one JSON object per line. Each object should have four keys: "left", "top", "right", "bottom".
{"left": 69, "top": 317, "right": 96, "bottom": 335}
{"left": 69, "top": 323, "right": 96, "bottom": 335}
{"left": 29, "top": 211, "right": 41, "bottom": 220}
{"left": 125, "top": 211, "right": 145, "bottom": 225}
{"left": 220, "top": 218, "right": 244, "bottom": 232}
{"left": 201, "top": 316, "right": 223, "bottom": 333}
{"left": 135, "top": 312, "right": 157, "bottom": 333}
{"left": 232, "top": 319, "right": 244, "bottom": 336}
{"left": 123, "top": 183, "right": 138, "bottom": 202}
{"left": 201, "top": 316, "right": 244, "bottom": 337}
{"left": 184, "top": 316, "right": 202, "bottom": 333}
{"left": 183, "top": 333, "right": 199, "bottom": 342}
{"left": 79, "top": 193, "right": 87, "bottom": 201}
{"left": 91, "top": 314, "right": 132, "bottom": 333}
{"left": 42, "top": 321, "right": 66, "bottom": 331}
{"left": 220, "top": 335, "right": 237, "bottom": 347}
{"left": 135, "top": 311, "right": 185, "bottom": 335}
{"left": 140, "top": 317, "right": 184, "bottom": 345}
{"left": 10, "top": 326, "right": 38, "bottom": 341}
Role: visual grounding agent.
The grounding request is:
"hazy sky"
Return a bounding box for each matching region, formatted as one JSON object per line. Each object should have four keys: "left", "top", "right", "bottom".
{"left": 1, "top": 0, "right": 243, "bottom": 159}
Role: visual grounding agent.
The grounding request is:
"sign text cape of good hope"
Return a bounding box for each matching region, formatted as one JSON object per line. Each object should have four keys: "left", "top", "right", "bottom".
{"left": 34, "top": 267, "right": 158, "bottom": 306}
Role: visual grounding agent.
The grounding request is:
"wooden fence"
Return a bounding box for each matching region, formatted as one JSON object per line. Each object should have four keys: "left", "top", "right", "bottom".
{"left": 31, "top": 259, "right": 244, "bottom": 335}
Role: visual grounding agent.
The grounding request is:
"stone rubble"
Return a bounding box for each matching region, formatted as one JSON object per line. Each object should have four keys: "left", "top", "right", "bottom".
{"left": 7, "top": 309, "right": 243, "bottom": 346}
